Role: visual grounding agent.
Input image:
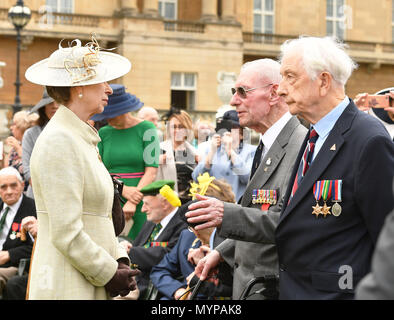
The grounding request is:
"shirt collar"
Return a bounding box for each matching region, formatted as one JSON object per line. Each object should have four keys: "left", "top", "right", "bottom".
{"left": 159, "top": 207, "right": 178, "bottom": 230}
{"left": 2, "top": 194, "right": 23, "bottom": 215}
{"left": 260, "top": 111, "right": 292, "bottom": 151}
{"left": 312, "top": 96, "right": 349, "bottom": 139}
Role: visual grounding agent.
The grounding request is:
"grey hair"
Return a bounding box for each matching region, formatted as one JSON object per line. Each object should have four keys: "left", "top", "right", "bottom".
{"left": 241, "top": 58, "right": 282, "bottom": 85}
{"left": 137, "top": 106, "right": 158, "bottom": 119}
{"left": 279, "top": 36, "right": 358, "bottom": 87}
{"left": 0, "top": 167, "right": 23, "bottom": 183}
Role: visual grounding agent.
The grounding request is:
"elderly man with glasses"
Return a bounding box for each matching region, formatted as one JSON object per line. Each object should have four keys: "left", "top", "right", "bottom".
{"left": 185, "top": 58, "right": 307, "bottom": 299}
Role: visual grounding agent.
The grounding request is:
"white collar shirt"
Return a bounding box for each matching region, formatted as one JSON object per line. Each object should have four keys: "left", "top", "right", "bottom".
{"left": 260, "top": 111, "right": 293, "bottom": 159}
{"left": 155, "top": 207, "right": 178, "bottom": 240}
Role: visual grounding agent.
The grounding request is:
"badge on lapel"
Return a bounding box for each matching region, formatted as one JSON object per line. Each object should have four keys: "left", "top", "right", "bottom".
{"left": 312, "top": 180, "right": 342, "bottom": 218}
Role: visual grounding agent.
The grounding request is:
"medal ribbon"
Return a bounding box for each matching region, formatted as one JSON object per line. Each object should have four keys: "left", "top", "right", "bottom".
{"left": 313, "top": 180, "right": 323, "bottom": 202}
{"left": 11, "top": 222, "right": 20, "bottom": 232}
{"left": 331, "top": 180, "right": 342, "bottom": 202}
{"left": 321, "top": 180, "right": 332, "bottom": 202}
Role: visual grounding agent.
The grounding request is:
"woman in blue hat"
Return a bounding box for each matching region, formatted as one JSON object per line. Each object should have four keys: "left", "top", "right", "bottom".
{"left": 92, "top": 84, "right": 160, "bottom": 241}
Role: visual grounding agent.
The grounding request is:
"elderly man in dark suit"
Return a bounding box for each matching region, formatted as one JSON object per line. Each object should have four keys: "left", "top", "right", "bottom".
{"left": 0, "top": 167, "right": 36, "bottom": 297}
{"left": 271, "top": 36, "right": 394, "bottom": 299}
{"left": 186, "top": 58, "right": 307, "bottom": 299}
{"left": 120, "top": 180, "right": 187, "bottom": 299}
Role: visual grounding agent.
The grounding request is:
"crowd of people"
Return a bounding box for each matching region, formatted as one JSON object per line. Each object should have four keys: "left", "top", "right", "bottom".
{"left": 0, "top": 34, "right": 394, "bottom": 300}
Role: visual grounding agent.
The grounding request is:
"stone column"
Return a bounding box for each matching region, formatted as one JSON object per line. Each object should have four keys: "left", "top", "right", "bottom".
{"left": 121, "top": 0, "right": 138, "bottom": 16}
{"left": 221, "top": 0, "right": 236, "bottom": 22}
{"left": 201, "top": 0, "right": 218, "bottom": 22}
{"left": 143, "top": 0, "right": 159, "bottom": 17}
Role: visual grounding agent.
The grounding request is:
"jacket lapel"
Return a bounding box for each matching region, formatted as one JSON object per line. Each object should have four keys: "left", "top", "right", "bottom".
{"left": 278, "top": 102, "right": 357, "bottom": 225}
{"left": 156, "top": 210, "right": 179, "bottom": 241}
{"left": 242, "top": 116, "right": 300, "bottom": 207}
{"left": 139, "top": 222, "right": 155, "bottom": 246}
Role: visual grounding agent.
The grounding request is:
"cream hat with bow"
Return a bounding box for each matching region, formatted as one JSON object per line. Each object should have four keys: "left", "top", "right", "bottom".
{"left": 25, "top": 37, "right": 131, "bottom": 87}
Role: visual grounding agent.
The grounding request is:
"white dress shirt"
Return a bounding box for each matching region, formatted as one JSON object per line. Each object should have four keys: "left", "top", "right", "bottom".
{"left": 260, "top": 111, "right": 293, "bottom": 159}
{"left": 154, "top": 207, "right": 178, "bottom": 240}
{"left": 0, "top": 194, "right": 23, "bottom": 250}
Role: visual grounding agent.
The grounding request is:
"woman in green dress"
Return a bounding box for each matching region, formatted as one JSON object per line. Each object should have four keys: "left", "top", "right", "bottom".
{"left": 92, "top": 85, "right": 160, "bottom": 240}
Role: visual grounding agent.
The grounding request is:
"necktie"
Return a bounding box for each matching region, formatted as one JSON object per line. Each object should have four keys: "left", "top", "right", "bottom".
{"left": 0, "top": 206, "right": 10, "bottom": 233}
{"left": 144, "top": 223, "right": 162, "bottom": 248}
{"left": 250, "top": 139, "right": 264, "bottom": 180}
{"left": 288, "top": 129, "right": 319, "bottom": 202}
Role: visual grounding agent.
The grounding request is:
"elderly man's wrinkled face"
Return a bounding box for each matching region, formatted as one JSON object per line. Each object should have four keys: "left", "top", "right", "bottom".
{"left": 141, "top": 195, "right": 167, "bottom": 224}
{"left": 278, "top": 52, "right": 320, "bottom": 120}
{"left": 0, "top": 175, "right": 24, "bottom": 206}
{"left": 230, "top": 68, "right": 273, "bottom": 131}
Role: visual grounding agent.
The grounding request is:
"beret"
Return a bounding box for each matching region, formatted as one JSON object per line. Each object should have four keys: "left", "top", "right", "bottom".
{"left": 140, "top": 180, "right": 175, "bottom": 196}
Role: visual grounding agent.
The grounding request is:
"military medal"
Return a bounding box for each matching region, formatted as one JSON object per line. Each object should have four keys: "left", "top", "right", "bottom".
{"left": 312, "top": 180, "right": 323, "bottom": 217}
{"left": 253, "top": 189, "right": 277, "bottom": 210}
{"left": 331, "top": 179, "right": 342, "bottom": 217}
{"left": 10, "top": 222, "right": 19, "bottom": 240}
{"left": 321, "top": 180, "right": 332, "bottom": 217}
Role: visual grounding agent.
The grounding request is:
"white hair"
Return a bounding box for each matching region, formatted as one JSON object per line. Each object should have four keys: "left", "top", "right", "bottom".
{"left": 0, "top": 167, "right": 23, "bottom": 182}
{"left": 137, "top": 106, "right": 158, "bottom": 119}
{"left": 241, "top": 59, "right": 282, "bottom": 85}
{"left": 279, "top": 36, "right": 358, "bottom": 87}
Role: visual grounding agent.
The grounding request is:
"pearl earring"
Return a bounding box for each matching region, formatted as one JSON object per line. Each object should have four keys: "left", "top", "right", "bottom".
{"left": 78, "top": 93, "right": 83, "bottom": 99}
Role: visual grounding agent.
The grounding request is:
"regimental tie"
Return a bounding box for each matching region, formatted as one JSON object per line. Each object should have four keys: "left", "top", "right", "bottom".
{"left": 288, "top": 128, "right": 319, "bottom": 203}
{"left": 144, "top": 223, "right": 162, "bottom": 248}
{"left": 0, "top": 206, "right": 10, "bottom": 233}
{"left": 250, "top": 139, "right": 264, "bottom": 180}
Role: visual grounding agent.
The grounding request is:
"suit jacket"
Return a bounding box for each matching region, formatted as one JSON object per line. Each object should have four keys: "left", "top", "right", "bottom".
{"left": 1, "top": 195, "right": 36, "bottom": 268}
{"left": 129, "top": 209, "right": 187, "bottom": 295}
{"left": 215, "top": 116, "right": 307, "bottom": 299}
{"left": 356, "top": 203, "right": 394, "bottom": 299}
{"left": 275, "top": 101, "right": 394, "bottom": 300}
{"left": 150, "top": 229, "right": 232, "bottom": 300}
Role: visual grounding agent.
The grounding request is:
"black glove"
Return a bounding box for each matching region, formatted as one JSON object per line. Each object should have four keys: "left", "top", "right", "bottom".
{"left": 104, "top": 262, "right": 141, "bottom": 297}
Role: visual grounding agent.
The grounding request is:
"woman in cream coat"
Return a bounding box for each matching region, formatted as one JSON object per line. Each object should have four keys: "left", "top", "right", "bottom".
{"left": 24, "top": 38, "right": 138, "bottom": 299}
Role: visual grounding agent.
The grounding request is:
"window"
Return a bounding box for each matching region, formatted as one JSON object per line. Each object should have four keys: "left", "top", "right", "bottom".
{"left": 326, "top": 0, "right": 345, "bottom": 40}
{"left": 171, "top": 72, "right": 197, "bottom": 110}
{"left": 253, "top": 0, "right": 274, "bottom": 34}
{"left": 46, "top": 0, "right": 73, "bottom": 13}
{"left": 159, "top": 0, "right": 177, "bottom": 20}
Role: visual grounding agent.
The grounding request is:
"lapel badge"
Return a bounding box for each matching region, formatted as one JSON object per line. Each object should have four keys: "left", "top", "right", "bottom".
{"left": 266, "top": 158, "right": 272, "bottom": 166}
{"left": 330, "top": 144, "right": 336, "bottom": 151}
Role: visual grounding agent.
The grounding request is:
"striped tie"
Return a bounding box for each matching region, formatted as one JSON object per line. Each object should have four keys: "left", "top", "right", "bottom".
{"left": 288, "top": 129, "right": 319, "bottom": 203}
{"left": 0, "top": 206, "right": 10, "bottom": 233}
{"left": 144, "top": 223, "right": 162, "bottom": 248}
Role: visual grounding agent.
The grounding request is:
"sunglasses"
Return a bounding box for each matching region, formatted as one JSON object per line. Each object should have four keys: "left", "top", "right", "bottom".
{"left": 231, "top": 83, "right": 273, "bottom": 98}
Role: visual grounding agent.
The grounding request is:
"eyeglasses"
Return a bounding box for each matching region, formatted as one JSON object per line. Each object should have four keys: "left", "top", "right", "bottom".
{"left": 231, "top": 83, "right": 273, "bottom": 98}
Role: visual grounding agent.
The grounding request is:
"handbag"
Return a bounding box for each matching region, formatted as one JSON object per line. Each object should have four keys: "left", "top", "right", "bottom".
{"left": 111, "top": 175, "right": 126, "bottom": 236}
